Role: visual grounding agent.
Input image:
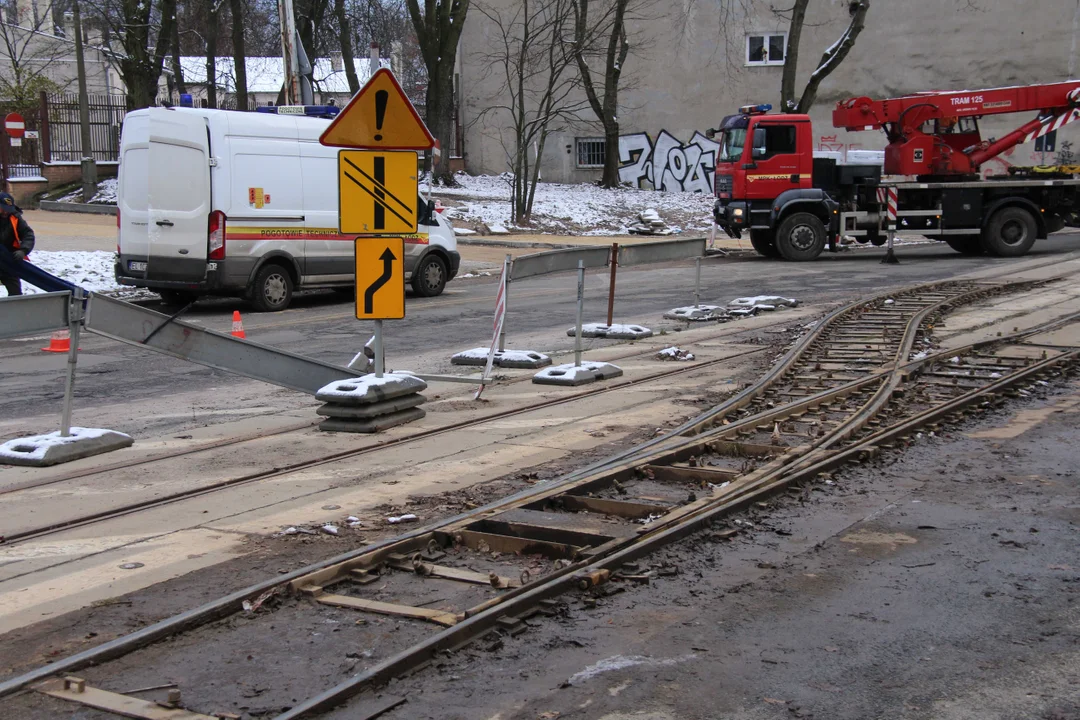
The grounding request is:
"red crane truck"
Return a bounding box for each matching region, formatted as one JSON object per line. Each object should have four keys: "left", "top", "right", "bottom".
{"left": 710, "top": 81, "right": 1080, "bottom": 260}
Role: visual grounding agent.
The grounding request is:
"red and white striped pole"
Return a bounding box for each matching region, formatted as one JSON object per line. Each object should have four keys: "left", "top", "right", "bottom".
{"left": 882, "top": 186, "right": 899, "bottom": 264}
{"left": 475, "top": 255, "right": 509, "bottom": 400}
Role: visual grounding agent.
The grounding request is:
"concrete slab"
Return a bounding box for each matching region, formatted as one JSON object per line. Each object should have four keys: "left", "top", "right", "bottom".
{"left": 567, "top": 323, "right": 653, "bottom": 340}
{"left": 319, "top": 407, "right": 427, "bottom": 433}
{"left": 450, "top": 348, "right": 552, "bottom": 369}
{"left": 317, "top": 393, "right": 425, "bottom": 419}
{"left": 533, "top": 362, "right": 624, "bottom": 386}
{"left": 664, "top": 305, "right": 726, "bottom": 321}
{"left": 315, "top": 373, "right": 427, "bottom": 405}
{"left": 0, "top": 428, "right": 133, "bottom": 467}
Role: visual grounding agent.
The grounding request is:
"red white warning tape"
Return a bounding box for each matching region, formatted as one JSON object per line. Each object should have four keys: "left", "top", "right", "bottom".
{"left": 886, "top": 187, "right": 898, "bottom": 229}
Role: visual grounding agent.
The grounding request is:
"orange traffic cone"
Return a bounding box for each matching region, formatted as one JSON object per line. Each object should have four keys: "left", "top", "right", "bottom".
{"left": 231, "top": 310, "right": 246, "bottom": 339}
{"left": 41, "top": 330, "right": 71, "bottom": 353}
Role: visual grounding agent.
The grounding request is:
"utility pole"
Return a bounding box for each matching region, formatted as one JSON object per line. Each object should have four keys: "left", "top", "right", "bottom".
{"left": 71, "top": 0, "right": 97, "bottom": 202}
{"left": 278, "top": 0, "right": 300, "bottom": 104}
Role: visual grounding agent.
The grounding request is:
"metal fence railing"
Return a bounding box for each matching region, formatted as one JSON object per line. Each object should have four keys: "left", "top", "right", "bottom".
{"left": 43, "top": 92, "right": 128, "bottom": 163}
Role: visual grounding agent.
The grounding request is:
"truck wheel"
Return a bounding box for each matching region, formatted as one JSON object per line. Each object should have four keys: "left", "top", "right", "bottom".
{"left": 776, "top": 212, "right": 826, "bottom": 261}
{"left": 159, "top": 290, "right": 197, "bottom": 308}
{"left": 945, "top": 235, "right": 983, "bottom": 255}
{"left": 251, "top": 263, "right": 293, "bottom": 312}
{"left": 981, "top": 207, "right": 1037, "bottom": 257}
{"left": 749, "top": 230, "right": 780, "bottom": 258}
{"left": 411, "top": 254, "right": 447, "bottom": 297}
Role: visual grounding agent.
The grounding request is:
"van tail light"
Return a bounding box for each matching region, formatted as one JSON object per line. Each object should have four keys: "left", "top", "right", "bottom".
{"left": 208, "top": 210, "right": 226, "bottom": 260}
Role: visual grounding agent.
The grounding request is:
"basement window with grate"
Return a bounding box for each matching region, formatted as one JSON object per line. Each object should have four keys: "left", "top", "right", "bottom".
{"left": 576, "top": 137, "right": 607, "bottom": 168}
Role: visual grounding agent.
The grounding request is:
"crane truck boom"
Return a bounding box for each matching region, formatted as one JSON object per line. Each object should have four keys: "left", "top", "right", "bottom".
{"left": 710, "top": 83, "right": 1080, "bottom": 262}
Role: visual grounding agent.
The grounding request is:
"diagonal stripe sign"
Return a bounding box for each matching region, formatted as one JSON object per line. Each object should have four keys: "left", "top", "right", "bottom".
{"left": 338, "top": 150, "right": 419, "bottom": 234}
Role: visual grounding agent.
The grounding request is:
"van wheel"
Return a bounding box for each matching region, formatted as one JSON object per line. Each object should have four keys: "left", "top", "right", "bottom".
{"left": 981, "top": 207, "right": 1037, "bottom": 257}
{"left": 411, "top": 254, "right": 447, "bottom": 297}
{"left": 159, "top": 290, "right": 197, "bottom": 308}
{"left": 251, "top": 264, "right": 293, "bottom": 312}
{"left": 749, "top": 230, "right": 780, "bottom": 258}
{"left": 945, "top": 235, "right": 983, "bottom": 255}
{"left": 776, "top": 212, "right": 826, "bottom": 261}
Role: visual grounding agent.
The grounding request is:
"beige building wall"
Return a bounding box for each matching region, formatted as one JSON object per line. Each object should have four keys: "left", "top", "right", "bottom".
{"left": 459, "top": 0, "right": 1080, "bottom": 186}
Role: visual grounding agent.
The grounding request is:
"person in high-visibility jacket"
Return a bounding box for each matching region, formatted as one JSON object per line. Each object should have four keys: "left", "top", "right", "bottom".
{"left": 0, "top": 192, "right": 35, "bottom": 296}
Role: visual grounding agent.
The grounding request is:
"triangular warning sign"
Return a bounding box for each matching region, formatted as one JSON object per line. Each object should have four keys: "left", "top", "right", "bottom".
{"left": 320, "top": 68, "right": 435, "bottom": 150}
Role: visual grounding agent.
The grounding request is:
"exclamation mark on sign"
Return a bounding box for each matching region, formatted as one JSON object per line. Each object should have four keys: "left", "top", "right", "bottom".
{"left": 374, "top": 90, "right": 388, "bottom": 142}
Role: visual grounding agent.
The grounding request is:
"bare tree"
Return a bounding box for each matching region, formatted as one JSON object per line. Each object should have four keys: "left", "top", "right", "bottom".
{"left": 333, "top": 0, "right": 360, "bottom": 92}
{"left": 0, "top": 1, "right": 72, "bottom": 108}
{"left": 780, "top": 0, "right": 869, "bottom": 113}
{"left": 476, "top": 0, "right": 585, "bottom": 223}
{"left": 205, "top": 0, "right": 221, "bottom": 107}
{"left": 571, "top": 0, "right": 629, "bottom": 188}
{"left": 406, "top": 0, "right": 470, "bottom": 183}
{"left": 169, "top": 17, "right": 187, "bottom": 96}
{"left": 87, "top": 0, "right": 179, "bottom": 108}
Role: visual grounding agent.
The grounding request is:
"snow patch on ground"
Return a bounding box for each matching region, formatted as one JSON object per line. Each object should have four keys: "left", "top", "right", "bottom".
{"left": 566, "top": 654, "right": 699, "bottom": 686}
{"left": 729, "top": 295, "right": 799, "bottom": 308}
{"left": 0, "top": 427, "right": 130, "bottom": 463}
{"left": 430, "top": 172, "right": 714, "bottom": 236}
{"left": 657, "top": 346, "right": 695, "bottom": 361}
{"left": 0, "top": 251, "right": 121, "bottom": 297}
{"left": 55, "top": 177, "right": 119, "bottom": 205}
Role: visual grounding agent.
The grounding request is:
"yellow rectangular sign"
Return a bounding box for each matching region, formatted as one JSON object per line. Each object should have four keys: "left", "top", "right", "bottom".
{"left": 355, "top": 237, "right": 405, "bottom": 320}
{"left": 339, "top": 150, "right": 419, "bottom": 235}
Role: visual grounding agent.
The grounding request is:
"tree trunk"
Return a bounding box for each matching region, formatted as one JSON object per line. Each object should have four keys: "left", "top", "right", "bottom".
{"left": 796, "top": 1, "right": 868, "bottom": 113}
{"left": 230, "top": 0, "right": 248, "bottom": 110}
{"left": 780, "top": 0, "right": 808, "bottom": 111}
{"left": 334, "top": 0, "right": 360, "bottom": 93}
{"left": 171, "top": 18, "right": 186, "bottom": 96}
{"left": 425, "top": 63, "right": 456, "bottom": 183}
{"left": 206, "top": 0, "right": 219, "bottom": 109}
{"left": 574, "top": 0, "right": 630, "bottom": 189}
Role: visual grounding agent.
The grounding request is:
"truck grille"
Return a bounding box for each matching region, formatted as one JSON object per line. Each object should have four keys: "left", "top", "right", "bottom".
{"left": 715, "top": 173, "right": 733, "bottom": 198}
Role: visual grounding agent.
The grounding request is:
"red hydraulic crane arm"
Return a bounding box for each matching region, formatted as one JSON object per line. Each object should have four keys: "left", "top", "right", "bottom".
{"left": 832, "top": 80, "right": 1080, "bottom": 175}
{"left": 834, "top": 81, "right": 1080, "bottom": 133}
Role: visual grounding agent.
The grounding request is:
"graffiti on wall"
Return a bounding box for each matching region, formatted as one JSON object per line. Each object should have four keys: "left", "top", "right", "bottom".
{"left": 618, "top": 130, "right": 721, "bottom": 193}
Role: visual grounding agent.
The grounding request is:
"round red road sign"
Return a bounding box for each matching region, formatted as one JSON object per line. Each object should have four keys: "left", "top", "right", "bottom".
{"left": 5, "top": 112, "right": 26, "bottom": 139}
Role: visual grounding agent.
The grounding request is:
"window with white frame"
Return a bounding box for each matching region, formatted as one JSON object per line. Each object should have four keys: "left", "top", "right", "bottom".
{"left": 746, "top": 32, "right": 787, "bottom": 66}
{"left": 576, "top": 137, "right": 606, "bottom": 168}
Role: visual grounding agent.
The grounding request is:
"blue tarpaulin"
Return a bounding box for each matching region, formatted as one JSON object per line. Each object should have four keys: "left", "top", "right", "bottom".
{"left": 0, "top": 246, "right": 84, "bottom": 294}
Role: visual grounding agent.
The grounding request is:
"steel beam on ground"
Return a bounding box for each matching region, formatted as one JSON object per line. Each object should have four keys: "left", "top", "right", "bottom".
{"left": 617, "top": 237, "right": 706, "bottom": 267}
{"left": 0, "top": 291, "right": 69, "bottom": 339}
{"left": 509, "top": 246, "right": 610, "bottom": 281}
{"left": 84, "top": 294, "right": 360, "bottom": 395}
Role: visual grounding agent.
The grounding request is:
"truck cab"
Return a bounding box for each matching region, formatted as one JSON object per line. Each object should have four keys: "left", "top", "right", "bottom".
{"left": 711, "top": 104, "right": 838, "bottom": 260}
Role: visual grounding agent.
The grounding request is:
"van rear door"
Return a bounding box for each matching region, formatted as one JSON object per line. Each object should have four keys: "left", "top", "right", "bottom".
{"left": 117, "top": 110, "right": 149, "bottom": 268}
{"left": 147, "top": 108, "right": 212, "bottom": 282}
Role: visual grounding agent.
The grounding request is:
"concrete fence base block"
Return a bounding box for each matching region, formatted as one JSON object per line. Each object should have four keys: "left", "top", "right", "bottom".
{"left": 451, "top": 347, "right": 553, "bottom": 369}
{"left": 664, "top": 305, "right": 726, "bottom": 321}
{"left": 317, "top": 393, "right": 426, "bottom": 419}
{"left": 319, "top": 407, "right": 427, "bottom": 433}
{"left": 566, "top": 323, "right": 653, "bottom": 340}
{"left": 532, "top": 361, "right": 623, "bottom": 386}
{"left": 0, "top": 427, "right": 134, "bottom": 467}
{"left": 315, "top": 373, "right": 427, "bottom": 406}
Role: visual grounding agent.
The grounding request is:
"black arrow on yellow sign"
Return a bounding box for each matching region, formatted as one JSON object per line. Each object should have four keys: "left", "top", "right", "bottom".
{"left": 364, "top": 246, "right": 396, "bottom": 314}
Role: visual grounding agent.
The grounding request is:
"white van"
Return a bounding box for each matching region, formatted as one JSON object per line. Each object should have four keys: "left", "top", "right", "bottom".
{"left": 114, "top": 107, "right": 460, "bottom": 311}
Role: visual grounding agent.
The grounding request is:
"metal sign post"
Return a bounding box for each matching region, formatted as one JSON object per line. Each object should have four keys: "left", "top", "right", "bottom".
{"left": 60, "top": 288, "right": 84, "bottom": 437}
{"left": 694, "top": 256, "right": 702, "bottom": 308}
{"left": 606, "top": 242, "right": 618, "bottom": 326}
{"left": 373, "top": 320, "right": 384, "bottom": 378}
{"left": 575, "top": 260, "right": 585, "bottom": 367}
{"left": 498, "top": 253, "right": 511, "bottom": 352}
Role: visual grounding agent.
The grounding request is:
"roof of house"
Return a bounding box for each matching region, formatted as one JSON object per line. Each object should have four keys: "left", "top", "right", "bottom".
{"left": 177, "top": 56, "right": 388, "bottom": 94}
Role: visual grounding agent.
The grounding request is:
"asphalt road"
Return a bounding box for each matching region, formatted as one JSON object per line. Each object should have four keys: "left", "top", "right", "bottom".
{"left": 3, "top": 235, "right": 1080, "bottom": 437}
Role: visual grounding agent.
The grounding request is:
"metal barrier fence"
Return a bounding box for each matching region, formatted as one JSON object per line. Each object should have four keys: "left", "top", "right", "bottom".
{"left": 618, "top": 237, "right": 706, "bottom": 266}
{"left": 509, "top": 246, "right": 612, "bottom": 281}
{"left": 0, "top": 292, "right": 70, "bottom": 340}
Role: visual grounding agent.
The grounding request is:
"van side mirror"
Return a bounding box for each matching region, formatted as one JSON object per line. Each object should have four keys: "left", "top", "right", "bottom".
{"left": 705, "top": 128, "right": 716, "bottom": 140}
{"left": 752, "top": 127, "right": 767, "bottom": 158}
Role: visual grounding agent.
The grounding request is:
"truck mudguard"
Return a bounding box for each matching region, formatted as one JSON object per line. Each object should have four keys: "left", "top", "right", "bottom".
{"left": 769, "top": 188, "right": 838, "bottom": 227}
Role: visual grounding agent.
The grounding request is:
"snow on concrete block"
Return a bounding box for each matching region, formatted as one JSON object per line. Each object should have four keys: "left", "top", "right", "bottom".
{"left": 315, "top": 373, "right": 428, "bottom": 406}
{"left": 565, "top": 323, "right": 653, "bottom": 340}
{"left": 451, "top": 347, "right": 553, "bottom": 369}
{"left": 319, "top": 407, "right": 427, "bottom": 433}
{"left": 453, "top": 227, "right": 477, "bottom": 235}
{"left": 488, "top": 224, "right": 510, "bottom": 234}
{"left": 664, "top": 305, "right": 725, "bottom": 322}
{"left": 0, "top": 427, "right": 133, "bottom": 467}
{"left": 533, "top": 361, "right": 623, "bottom": 387}
{"left": 729, "top": 295, "right": 799, "bottom": 308}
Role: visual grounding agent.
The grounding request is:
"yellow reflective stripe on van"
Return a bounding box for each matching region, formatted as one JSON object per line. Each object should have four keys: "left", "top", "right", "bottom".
{"left": 226, "top": 226, "right": 429, "bottom": 244}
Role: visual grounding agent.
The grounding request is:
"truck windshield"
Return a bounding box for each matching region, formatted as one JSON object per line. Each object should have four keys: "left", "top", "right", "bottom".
{"left": 718, "top": 128, "right": 746, "bottom": 162}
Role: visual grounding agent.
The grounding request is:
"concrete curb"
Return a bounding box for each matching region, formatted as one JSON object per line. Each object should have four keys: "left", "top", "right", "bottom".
{"left": 38, "top": 200, "right": 117, "bottom": 215}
